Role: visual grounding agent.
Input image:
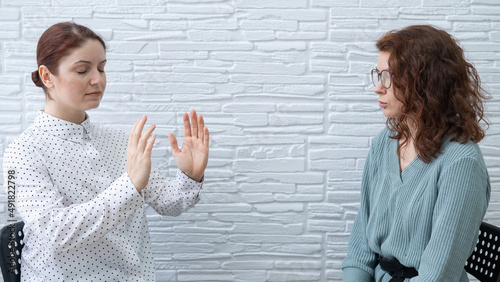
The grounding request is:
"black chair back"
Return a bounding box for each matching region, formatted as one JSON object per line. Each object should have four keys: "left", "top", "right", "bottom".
{"left": 0, "top": 222, "right": 24, "bottom": 282}
{"left": 465, "top": 221, "right": 500, "bottom": 282}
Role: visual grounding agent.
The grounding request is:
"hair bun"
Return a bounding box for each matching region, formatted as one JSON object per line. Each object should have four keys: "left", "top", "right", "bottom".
{"left": 31, "top": 70, "right": 43, "bottom": 87}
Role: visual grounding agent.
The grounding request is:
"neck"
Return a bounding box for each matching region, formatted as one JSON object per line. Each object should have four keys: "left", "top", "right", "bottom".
{"left": 44, "top": 100, "right": 86, "bottom": 124}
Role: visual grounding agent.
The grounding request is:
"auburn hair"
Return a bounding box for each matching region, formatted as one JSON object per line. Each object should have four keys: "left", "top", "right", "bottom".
{"left": 376, "top": 25, "right": 489, "bottom": 163}
{"left": 32, "top": 22, "right": 106, "bottom": 95}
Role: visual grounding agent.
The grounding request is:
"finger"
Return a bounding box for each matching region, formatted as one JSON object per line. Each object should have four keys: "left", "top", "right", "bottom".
{"left": 198, "top": 114, "right": 204, "bottom": 140}
{"left": 128, "top": 117, "right": 142, "bottom": 150}
{"left": 134, "top": 115, "right": 147, "bottom": 140}
{"left": 203, "top": 126, "right": 209, "bottom": 147}
{"left": 144, "top": 134, "right": 156, "bottom": 158}
{"left": 183, "top": 112, "right": 191, "bottom": 138}
{"left": 134, "top": 116, "right": 148, "bottom": 151}
{"left": 144, "top": 123, "right": 156, "bottom": 138}
{"left": 129, "top": 117, "right": 140, "bottom": 140}
{"left": 190, "top": 109, "right": 198, "bottom": 138}
{"left": 168, "top": 133, "right": 180, "bottom": 157}
{"left": 138, "top": 124, "right": 156, "bottom": 153}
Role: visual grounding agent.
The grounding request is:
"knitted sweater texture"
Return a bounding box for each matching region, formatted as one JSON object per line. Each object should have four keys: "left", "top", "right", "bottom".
{"left": 342, "top": 128, "right": 490, "bottom": 282}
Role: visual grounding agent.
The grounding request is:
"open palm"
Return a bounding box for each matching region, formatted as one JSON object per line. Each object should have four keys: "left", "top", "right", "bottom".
{"left": 168, "top": 110, "right": 209, "bottom": 182}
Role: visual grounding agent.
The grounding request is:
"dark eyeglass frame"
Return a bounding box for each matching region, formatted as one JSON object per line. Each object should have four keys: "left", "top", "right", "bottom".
{"left": 371, "top": 69, "right": 391, "bottom": 89}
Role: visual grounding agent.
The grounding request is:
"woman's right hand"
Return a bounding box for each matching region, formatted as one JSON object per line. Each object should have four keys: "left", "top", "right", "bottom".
{"left": 127, "top": 115, "right": 156, "bottom": 192}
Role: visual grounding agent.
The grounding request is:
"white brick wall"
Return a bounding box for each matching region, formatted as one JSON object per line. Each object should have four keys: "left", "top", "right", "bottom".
{"left": 1, "top": 1, "right": 499, "bottom": 281}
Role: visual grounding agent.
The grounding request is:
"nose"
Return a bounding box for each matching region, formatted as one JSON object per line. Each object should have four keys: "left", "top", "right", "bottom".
{"left": 90, "top": 69, "right": 104, "bottom": 86}
{"left": 373, "top": 80, "right": 386, "bottom": 95}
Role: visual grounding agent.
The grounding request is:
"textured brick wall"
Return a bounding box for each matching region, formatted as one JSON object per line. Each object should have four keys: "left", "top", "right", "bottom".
{"left": 1, "top": 0, "right": 499, "bottom": 281}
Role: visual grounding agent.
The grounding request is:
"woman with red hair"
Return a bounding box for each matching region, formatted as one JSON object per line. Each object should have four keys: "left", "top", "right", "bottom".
{"left": 3, "top": 22, "right": 209, "bottom": 281}
{"left": 342, "top": 25, "right": 490, "bottom": 281}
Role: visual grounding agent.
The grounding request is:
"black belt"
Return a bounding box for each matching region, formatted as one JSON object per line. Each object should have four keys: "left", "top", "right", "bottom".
{"left": 378, "top": 255, "right": 418, "bottom": 282}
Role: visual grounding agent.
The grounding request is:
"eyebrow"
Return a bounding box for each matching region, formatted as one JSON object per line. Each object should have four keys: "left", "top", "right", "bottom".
{"left": 73, "top": 59, "right": 107, "bottom": 65}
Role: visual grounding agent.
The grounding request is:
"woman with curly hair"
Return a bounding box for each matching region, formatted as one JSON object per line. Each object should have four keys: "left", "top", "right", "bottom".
{"left": 342, "top": 25, "right": 491, "bottom": 281}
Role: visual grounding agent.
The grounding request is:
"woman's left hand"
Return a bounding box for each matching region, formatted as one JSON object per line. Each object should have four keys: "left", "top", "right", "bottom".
{"left": 168, "top": 109, "right": 209, "bottom": 182}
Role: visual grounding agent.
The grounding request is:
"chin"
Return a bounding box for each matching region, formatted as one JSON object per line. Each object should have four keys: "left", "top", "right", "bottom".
{"left": 85, "top": 102, "right": 101, "bottom": 110}
{"left": 382, "top": 110, "right": 400, "bottom": 119}
{"left": 382, "top": 110, "right": 392, "bottom": 118}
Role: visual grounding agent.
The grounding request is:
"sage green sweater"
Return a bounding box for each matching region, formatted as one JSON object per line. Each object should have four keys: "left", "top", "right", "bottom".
{"left": 342, "top": 128, "right": 490, "bottom": 282}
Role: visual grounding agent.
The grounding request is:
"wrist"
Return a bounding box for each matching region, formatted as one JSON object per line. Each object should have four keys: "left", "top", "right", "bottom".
{"left": 127, "top": 172, "right": 146, "bottom": 192}
{"left": 185, "top": 172, "right": 203, "bottom": 183}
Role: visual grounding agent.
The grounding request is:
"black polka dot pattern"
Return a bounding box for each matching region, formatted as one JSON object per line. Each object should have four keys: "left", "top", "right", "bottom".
{"left": 2, "top": 111, "right": 203, "bottom": 281}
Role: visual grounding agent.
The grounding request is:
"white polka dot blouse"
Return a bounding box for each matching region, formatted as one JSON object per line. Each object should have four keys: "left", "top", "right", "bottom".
{"left": 2, "top": 111, "right": 203, "bottom": 281}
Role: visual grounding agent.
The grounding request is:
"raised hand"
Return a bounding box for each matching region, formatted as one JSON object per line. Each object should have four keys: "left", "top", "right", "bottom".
{"left": 168, "top": 109, "right": 209, "bottom": 182}
{"left": 127, "top": 115, "right": 156, "bottom": 192}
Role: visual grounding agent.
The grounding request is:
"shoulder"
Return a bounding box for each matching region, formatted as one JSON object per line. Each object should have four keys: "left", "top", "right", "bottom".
{"left": 435, "top": 140, "right": 490, "bottom": 197}
{"left": 369, "top": 127, "right": 393, "bottom": 156}
{"left": 362, "top": 128, "right": 394, "bottom": 173}
{"left": 5, "top": 125, "right": 41, "bottom": 154}
{"left": 439, "top": 139, "right": 485, "bottom": 165}
{"left": 433, "top": 139, "right": 488, "bottom": 184}
{"left": 3, "top": 125, "right": 44, "bottom": 166}
{"left": 372, "top": 127, "right": 391, "bottom": 145}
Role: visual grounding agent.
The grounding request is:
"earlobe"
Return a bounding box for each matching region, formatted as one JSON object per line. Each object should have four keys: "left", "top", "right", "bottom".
{"left": 39, "top": 65, "right": 54, "bottom": 89}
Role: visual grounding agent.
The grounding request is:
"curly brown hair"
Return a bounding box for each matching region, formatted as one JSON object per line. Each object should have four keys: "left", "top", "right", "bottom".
{"left": 376, "top": 25, "right": 489, "bottom": 163}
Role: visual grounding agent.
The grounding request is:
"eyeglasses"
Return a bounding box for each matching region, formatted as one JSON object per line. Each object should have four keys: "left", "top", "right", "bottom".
{"left": 371, "top": 69, "right": 391, "bottom": 89}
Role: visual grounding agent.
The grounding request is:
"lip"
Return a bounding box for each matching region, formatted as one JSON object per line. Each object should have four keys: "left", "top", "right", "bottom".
{"left": 379, "top": 101, "right": 387, "bottom": 108}
{"left": 86, "top": 91, "right": 102, "bottom": 96}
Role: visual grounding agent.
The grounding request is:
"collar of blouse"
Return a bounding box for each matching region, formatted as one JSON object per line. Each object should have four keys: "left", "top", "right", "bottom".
{"left": 34, "top": 111, "right": 94, "bottom": 144}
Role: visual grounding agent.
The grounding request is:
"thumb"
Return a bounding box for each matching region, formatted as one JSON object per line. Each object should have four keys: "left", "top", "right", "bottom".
{"left": 168, "top": 133, "right": 180, "bottom": 156}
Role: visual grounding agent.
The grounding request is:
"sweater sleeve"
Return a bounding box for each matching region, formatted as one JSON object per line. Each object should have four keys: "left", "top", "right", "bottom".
{"left": 411, "top": 156, "right": 490, "bottom": 281}
{"left": 342, "top": 143, "right": 378, "bottom": 281}
{"left": 3, "top": 142, "right": 145, "bottom": 253}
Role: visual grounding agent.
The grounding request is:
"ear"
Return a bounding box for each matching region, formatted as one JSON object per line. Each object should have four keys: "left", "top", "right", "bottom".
{"left": 39, "top": 65, "right": 55, "bottom": 89}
